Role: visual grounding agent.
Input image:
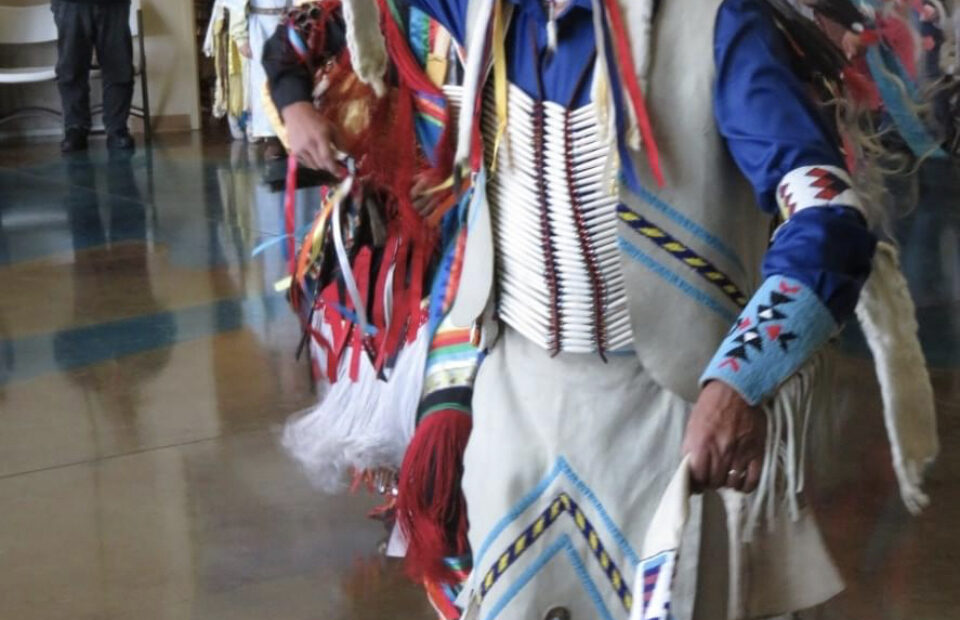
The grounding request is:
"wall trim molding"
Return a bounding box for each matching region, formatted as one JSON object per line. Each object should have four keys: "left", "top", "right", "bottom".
{"left": 0, "top": 114, "right": 193, "bottom": 143}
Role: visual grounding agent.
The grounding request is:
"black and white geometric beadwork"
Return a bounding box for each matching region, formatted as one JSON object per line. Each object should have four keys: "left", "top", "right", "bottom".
{"left": 776, "top": 165, "right": 864, "bottom": 221}
{"left": 720, "top": 279, "right": 801, "bottom": 372}
{"left": 701, "top": 276, "right": 838, "bottom": 405}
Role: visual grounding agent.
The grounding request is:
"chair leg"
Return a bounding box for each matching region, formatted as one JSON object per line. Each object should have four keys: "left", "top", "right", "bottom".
{"left": 137, "top": 9, "right": 152, "bottom": 144}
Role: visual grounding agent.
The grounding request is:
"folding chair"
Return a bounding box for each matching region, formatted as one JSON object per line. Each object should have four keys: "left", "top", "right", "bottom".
{"left": 0, "top": 4, "right": 62, "bottom": 128}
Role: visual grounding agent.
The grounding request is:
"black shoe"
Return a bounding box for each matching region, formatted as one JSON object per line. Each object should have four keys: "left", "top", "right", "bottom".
{"left": 60, "top": 128, "right": 88, "bottom": 153}
{"left": 107, "top": 130, "right": 135, "bottom": 151}
{"left": 263, "top": 138, "right": 286, "bottom": 161}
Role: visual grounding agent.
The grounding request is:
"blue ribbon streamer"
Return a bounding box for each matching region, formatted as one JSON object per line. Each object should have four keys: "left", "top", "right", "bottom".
{"left": 865, "top": 44, "right": 947, "bottom": 159}
{"left": 250, "top": 225, "right": 311, "bottom": 257}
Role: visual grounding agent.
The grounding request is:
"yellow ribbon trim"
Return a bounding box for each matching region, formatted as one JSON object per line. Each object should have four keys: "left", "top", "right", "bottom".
{"left": 426, "top": 27, "right": 452, "bottom": 88}
{"left": 274, "top": 275, "right": 293, "bottom": 292}
{"left": 490, "top": 0, "right": 508, "bottom": 173}
{"left": 423, "top": 174, "right": 455, "bottom": 196}
{"left": 262, "top": 81, "right": 289, "bottom": 150}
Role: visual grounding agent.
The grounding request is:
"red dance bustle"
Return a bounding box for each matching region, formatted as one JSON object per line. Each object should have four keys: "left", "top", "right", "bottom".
{"left": 377, "top": 0, "right": 455, "bottom": 184}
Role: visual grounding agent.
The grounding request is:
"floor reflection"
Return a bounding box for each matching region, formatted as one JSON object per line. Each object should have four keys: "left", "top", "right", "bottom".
{"left": 0, "top": 134, "right": 956, "bottom": 620}
{"left": 54, "top": 150, "right": 173, "bottom": 451}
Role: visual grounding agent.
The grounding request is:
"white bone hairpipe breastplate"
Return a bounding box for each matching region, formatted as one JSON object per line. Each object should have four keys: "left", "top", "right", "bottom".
{"left": 482, "top": 83, "right": 632, "bottom": 355}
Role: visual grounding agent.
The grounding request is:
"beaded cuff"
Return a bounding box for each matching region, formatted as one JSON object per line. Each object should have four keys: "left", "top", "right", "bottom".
{"left": 700, "top": 276, "right": 837, "bottom": 405}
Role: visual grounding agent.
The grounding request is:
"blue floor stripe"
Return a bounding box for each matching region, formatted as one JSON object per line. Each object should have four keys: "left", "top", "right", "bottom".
{"left": 0, "top": 293, "right": 289, "bottom": 385}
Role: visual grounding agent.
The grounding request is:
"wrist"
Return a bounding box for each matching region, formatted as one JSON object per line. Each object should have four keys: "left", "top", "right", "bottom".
{"left": 699, "top": 379, "right": 752, "bottom": 413}
{"left": 701, "top": 379, "right": 749, "bottom": 409}
{"left": 281, "top": 101, "right": 315, "bottom": 123}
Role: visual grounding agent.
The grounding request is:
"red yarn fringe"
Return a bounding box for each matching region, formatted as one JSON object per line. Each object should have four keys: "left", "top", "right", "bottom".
{"left": 378, "top": 0, "right": 455, "bottom": 185}
{"left": 397, "top": 410, "right": 472, "bottom": 585}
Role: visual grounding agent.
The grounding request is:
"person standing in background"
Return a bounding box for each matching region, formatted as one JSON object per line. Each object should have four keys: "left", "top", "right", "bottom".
{"left": 51, "top": 0, "right": 136, "bottom": 153}
{"left": 235, "top": 0, "right": 288, "bottom": 159}
{"left": 203, "top": 0, "right": 252, "bottom": 141}
{"left": 919, "top": 0, "right": 946, "bottom": 81}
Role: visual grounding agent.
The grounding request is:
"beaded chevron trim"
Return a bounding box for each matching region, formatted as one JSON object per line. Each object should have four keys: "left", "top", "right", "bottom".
{"left": 776, "top": 165, "right": 865, "bottom": 222}
{"left": 478, "top": 492, "right": 634, "bottom": 613}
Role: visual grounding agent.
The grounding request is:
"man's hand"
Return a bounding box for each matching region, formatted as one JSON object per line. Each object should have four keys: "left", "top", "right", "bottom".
{"left": 410, "top": 174, "right": 445, "bottom": 218}
{"left": 683, "top": 380, "right": 766, "bottom": 493}
{"left": 281, "top": 101, "right": 346, "bottom": 176}
{"left": 238, "top": 41, "right": 253, "bottom": 59}
{"left": 840, "top": 32, "right": 865, "bottom": 59}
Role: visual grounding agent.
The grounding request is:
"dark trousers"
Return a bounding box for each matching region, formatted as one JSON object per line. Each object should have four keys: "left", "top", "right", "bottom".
{"left": 51, "top": 0, "right": 134, "bottom": 134}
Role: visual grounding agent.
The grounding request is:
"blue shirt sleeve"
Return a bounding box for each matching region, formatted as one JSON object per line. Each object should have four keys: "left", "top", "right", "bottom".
{"left": 702, "top": 0, "right": 878, "bottom": 403}
{"left": 408, "top": 0, "right": 468, "bottom": 44}
{"left": 714, "top": 0, "right": 876, "bottom": 323}
{"left": 714, "top": 0, "right": 844, "bottom": 212}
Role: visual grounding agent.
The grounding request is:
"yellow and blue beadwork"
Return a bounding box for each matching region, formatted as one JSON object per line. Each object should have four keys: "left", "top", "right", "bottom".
{"left": 479, "top": 492, "right": 634, "bottom": 613}
{"left": 617, "top": 204, "right": 748, "bottom": 309}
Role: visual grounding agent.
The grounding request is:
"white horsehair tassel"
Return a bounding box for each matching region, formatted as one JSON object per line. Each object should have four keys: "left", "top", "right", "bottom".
{"left": 455, "top": 0, "right": 497, "bottom": 167}
{"left": 588, "top": 0, "right": 620, "bottom": 193}
{"left": 613, "top": 0, "right": 655, "bottom": 149}
{"left": 546, "top": 1, "right": 559, "bottom": 53}
{"left": 855, "top": 241, "right": 939, "bottom": 515}
{"left": 633, "top": 0, "right": 657, "bottom": 91}
{"left": 340, "top": 0, "right": 389, "bottom": 97}
{"left": 283, "top": 320, "right": 429, "bottom": 492}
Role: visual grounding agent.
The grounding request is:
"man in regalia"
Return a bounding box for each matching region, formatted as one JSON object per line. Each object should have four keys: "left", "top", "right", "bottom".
{"left": 263, "top": 1, "right": 938, "bottom": 618}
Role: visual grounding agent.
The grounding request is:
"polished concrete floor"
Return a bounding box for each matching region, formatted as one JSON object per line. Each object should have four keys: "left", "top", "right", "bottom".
{"left": 0, "top": 133, "right": 957, "bottom": 620}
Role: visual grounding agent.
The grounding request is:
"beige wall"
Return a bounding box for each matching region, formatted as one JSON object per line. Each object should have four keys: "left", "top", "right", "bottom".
{"left": 140, "top": 0, "right": 201, "bottom": 131}
{"left": 0, "top": 0, "right": 201, "bottom": 136}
